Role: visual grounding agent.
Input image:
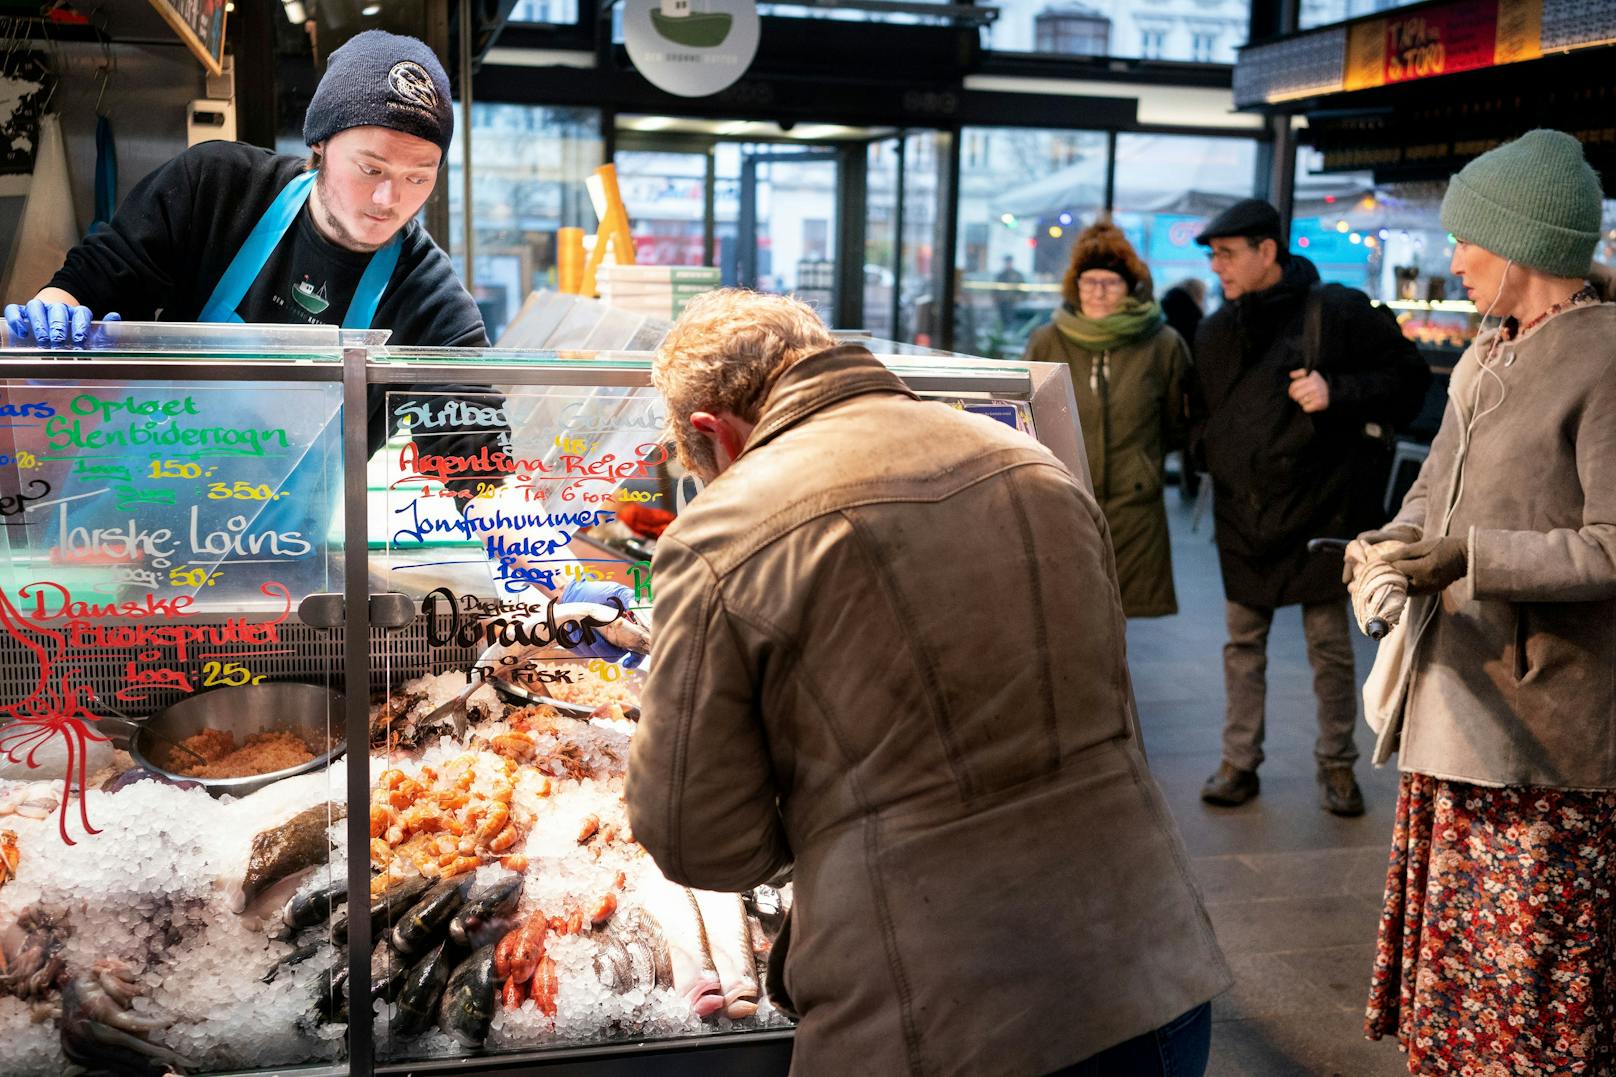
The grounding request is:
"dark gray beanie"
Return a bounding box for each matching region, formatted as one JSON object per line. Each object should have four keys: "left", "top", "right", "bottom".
{"left": 304, "top": 31, "right": 453, "bottom": 154}
{"left": 1439, "top": 129, "right": 1602, "bottom": 278}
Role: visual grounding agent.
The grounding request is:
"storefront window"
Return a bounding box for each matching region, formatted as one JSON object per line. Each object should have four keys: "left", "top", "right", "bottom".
{"left": 1111, "top": 133, "right": 1257, "bottom": 310}
{"left": 1291, "top": 147, "right": 1466, "bottom": 350}
{"left": 954, "top": 127, "right": 1107, "bottom": 358}
{"left": 984, "top": 0, "right": 1249, "bottom": 63}
{"left": 1299, "top": 0, "right": 1426, "bottom": 31}
{"left": 1601, "top": 200, "right": 1616, "bottom": 269}
{"left": 865, "top": 139, "right": 900, "bottom": 338}
{"left": 617, "top": 150, "right": 711, "bottom": 268}
{"left": 508, "top": 0, "right": 579, "bottom": 24}
{"left": 447, "top": 104, "right": 603, "bottom": 341}
{"left": 898, "top": 132, "right": 942, "bottom": 344}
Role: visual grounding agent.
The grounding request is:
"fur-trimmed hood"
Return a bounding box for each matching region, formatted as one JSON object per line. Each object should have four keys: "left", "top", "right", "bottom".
{"left": 1062, "top": 220, "right": 1153, "bottom": 308}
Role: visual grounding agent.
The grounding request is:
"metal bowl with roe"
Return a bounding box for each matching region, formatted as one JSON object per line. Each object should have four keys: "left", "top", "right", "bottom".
{"left": 129, "top": 683, "right": 346, "bottom": 798}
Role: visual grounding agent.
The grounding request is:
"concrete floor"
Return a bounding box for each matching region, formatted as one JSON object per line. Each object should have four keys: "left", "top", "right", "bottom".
{"left": 1128, "top": 494, "right": 1411, "bottom": 1077}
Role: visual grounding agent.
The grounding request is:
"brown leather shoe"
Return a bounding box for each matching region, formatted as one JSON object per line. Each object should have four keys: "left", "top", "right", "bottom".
{"left": 1200, "top": 762, "right": 1259, "bottom": 806}
{"left": 1318, "top": 765, "right": 1365, "bottom": 817}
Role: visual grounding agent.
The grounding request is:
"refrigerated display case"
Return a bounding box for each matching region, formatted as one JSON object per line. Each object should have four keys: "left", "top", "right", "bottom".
{"left": 0, "top": 324, "right": 1084, "bottom": 1076}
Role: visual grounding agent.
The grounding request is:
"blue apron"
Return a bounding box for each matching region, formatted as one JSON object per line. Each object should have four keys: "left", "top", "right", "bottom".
{"left": 198, "top": 169, "right": 401, "bottom": 328}
{"left": 192, "top": 169, "right": 402, "bottom": 596}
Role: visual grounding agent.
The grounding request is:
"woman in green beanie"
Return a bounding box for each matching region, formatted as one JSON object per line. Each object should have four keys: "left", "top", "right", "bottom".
{"left": 1024, "top": 220, "right": 1190, "bottom": 617}
{"left": 1345, "top": 129, "right": 1616, "bottom": 1075}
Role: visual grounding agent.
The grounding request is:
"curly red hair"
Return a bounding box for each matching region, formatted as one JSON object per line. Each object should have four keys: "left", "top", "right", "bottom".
{"left": 1061, "top": 219, "right": 1154, "bottom": 309}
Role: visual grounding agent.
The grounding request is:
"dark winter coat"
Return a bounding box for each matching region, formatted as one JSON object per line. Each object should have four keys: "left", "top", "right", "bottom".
{"left": 1024, "top": 322, "right": 1190, "bottom": 617}
{"left": 1191, "top": 256, "right": 1429, "bottom": 609}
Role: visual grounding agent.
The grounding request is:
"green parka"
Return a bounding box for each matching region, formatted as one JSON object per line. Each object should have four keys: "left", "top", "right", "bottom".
{"left": 1024, "top": 321, "right": 1191, "bottom": 617}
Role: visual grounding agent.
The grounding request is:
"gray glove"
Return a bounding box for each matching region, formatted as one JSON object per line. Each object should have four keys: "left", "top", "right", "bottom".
{"left": 1343, "top": 522, "right": 1422, "bottom": 585}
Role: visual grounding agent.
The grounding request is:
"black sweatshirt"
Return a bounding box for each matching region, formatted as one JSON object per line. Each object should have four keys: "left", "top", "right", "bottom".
{"left": 49, "top": 140, "right": 504, "bottom": 493}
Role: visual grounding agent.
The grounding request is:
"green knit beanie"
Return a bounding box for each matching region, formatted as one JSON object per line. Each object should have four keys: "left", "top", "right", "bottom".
{"left": 1439, "top": 129, "right": 1603, "bottom": 278}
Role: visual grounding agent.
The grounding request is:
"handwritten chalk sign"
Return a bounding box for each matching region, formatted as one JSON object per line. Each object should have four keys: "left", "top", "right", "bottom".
{"left": 146, "top": 0, "right": 228, "bottom": 77}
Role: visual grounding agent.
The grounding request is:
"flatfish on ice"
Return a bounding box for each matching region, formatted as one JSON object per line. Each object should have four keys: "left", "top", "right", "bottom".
{"left": 241, "top": 802, "right": 346, "bottom": 906}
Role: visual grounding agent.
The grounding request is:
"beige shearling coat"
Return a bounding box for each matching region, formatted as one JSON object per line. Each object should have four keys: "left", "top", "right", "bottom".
{"left": 1375, "top": 301, "right": 1616, "bottom": 788}
{"left": 626, "top": 345, "right": 1230, "bottom": 1076}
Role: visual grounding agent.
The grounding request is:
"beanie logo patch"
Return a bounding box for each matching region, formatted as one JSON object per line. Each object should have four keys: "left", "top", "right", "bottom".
{"left": 387, "top": 61, "right": 439, "bottom": 110}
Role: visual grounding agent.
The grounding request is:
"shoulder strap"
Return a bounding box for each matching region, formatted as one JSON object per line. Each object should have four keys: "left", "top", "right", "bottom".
{"left": 1302, "top": 284, "right": 1324, "bottom": 374}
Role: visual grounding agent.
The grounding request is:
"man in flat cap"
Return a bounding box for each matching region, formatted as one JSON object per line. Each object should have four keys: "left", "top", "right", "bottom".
{"left": 1190, "top": 198, "right": 1428, "bottom": 816}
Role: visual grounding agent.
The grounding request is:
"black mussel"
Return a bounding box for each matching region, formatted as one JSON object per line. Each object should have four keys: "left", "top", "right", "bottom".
{"left": 438, "top": 944, "right": 498, "bottom": 1048}
{"left": 314, "top": 959, "right": 348, "bottom": 1025}
{"left": 371, "top": 935, "right": 409, "bottom": 1003}
{"left": 391, "top": 876, "right": 471, "bottom": 956}
{"left": 275, "top": 879, "right": 347, "bottom": 940}
{"left": 370, "top": 873, "right": 433, "bottom": 938}
{"left": 392, "top": 942, "right": 454, "bottom": 1039}
{"left": 261, "top": 939, "right": 328, "bottom": 984}
{"left": 329, "top": 903, "right": 349, "bottom": 944}
{"left": 449, "top": 872, "right": 522, "bottom": 948}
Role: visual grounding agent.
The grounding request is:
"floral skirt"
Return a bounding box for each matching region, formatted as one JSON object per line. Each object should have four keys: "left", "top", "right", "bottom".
{"left": 1365, "top": 772, "right": 1616, "bottom": 1076}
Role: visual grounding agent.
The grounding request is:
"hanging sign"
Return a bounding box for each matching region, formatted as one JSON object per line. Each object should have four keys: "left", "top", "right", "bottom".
{"left": 1344, "top": 0, "right": 1543, "bottom": 91}
{"left": 146, "top": 0, "right": 229, "bottom": 77}
{"left": 623, "top": 0, "right": 760, "bottom": 98}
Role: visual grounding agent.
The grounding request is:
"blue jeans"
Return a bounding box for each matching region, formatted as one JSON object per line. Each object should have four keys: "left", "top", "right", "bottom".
{"left": 1046, "top": 1002, "right": 1212, "bottom": 1077}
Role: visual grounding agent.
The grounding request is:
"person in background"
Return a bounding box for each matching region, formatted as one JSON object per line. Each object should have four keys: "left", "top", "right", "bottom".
{"left": 1023, "top": 220, "right": 1190, "bottom": 618}
{"left": 1161, "top": 276, "right": 1206, "bottom": 352}
{"left": 627, "top": 289, "right": 1230, "bottom": 1077}
{"left": 1191, "top": 198, "right": 1428, "bottom": 816}
{"left": 1162, "top": 277, "right": 1208, "bottom": 500}
{"left": 1345, "top": 129, "right": 1616, "bottom": 1075}
{"left": 994, "top": 253, "right": 1026, "bottom": 329}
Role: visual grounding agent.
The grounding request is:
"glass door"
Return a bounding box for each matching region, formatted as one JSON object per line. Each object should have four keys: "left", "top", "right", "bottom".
{"left": 865, "top": 137, "right": 900, "bottom": 340}
{"left": 730, "top": 145, "right": 840, "bottom": 319}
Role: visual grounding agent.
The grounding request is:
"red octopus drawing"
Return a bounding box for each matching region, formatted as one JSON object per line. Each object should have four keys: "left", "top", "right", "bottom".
{"left": 0, "top": 585, "right": 106, "bottom": 846}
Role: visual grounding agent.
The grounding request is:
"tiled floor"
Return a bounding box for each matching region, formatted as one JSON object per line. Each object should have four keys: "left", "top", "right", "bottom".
{"left": 1128, "top": 495, "right": 1411, "bottom": 1077}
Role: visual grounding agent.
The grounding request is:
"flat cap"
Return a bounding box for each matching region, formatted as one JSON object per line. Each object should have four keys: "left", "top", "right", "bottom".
{"left": 1196, "top": 198, "right": 1283, "bottom": 246}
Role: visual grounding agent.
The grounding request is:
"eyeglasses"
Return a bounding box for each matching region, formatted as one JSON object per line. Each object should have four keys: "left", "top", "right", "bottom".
{"left": 1077, "top": 276, "right": 1127, "bottom": 293}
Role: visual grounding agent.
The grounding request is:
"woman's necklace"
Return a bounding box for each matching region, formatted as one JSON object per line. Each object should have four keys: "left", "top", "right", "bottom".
{"left": 1504, "top": 282, "right": 1598, "bottom": 340}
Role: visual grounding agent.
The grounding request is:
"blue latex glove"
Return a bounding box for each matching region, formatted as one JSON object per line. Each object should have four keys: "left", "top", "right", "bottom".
{"left": 560, "top": 579, "right": 644, "bottom": 668}
{"left": 4, "top": 302, "right": 120, "bottom": 348}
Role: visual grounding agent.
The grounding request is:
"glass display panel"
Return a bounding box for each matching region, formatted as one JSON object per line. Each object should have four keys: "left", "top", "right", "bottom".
{"left": 984, "top": 0, "right": 1250, "bottom": 62}
{"left": 369, "top": 379, "right": 792, "bottom": 1062}
{"left": 0, "top": 372, "right": 348, "bottom": 1073}
{"left": 954, "top": 127, "right": 1108, "bottom": 359}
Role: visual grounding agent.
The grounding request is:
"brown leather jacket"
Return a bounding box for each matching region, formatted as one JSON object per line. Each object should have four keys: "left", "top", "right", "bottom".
{"left": 626, "top": 345, "right": 1230, "bottom": 1075}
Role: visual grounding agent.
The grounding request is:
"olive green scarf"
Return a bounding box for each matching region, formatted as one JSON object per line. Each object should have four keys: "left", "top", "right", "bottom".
{"left": 1051, "top": 297, "right": 1165, "bottom": 352}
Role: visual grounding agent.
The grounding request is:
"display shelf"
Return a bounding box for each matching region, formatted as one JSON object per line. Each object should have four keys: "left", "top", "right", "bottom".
{"left": 0, "top": 328, "right": 1083, "bottom": 1075}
